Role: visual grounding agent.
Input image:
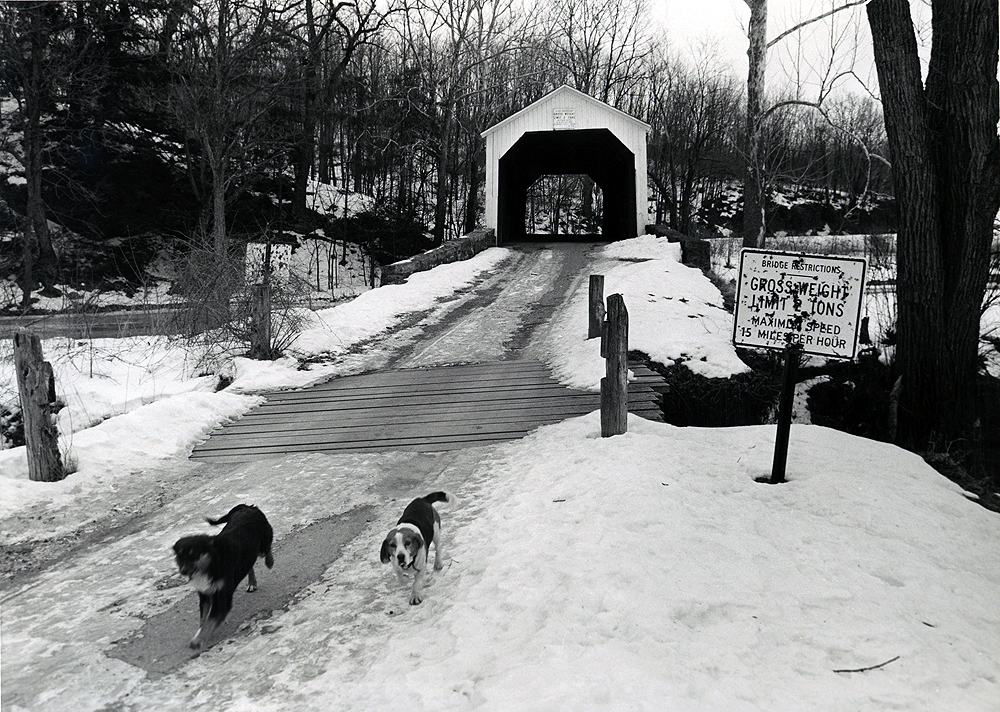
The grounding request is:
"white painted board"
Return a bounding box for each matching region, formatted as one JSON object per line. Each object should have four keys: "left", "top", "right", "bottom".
{"left": 733, "top": 249, "right": 868, "bottom": 359}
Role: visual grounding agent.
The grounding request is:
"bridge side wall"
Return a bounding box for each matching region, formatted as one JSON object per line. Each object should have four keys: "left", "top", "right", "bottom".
{"left": 379, "top": 229, "right": 497, "bottom": 285}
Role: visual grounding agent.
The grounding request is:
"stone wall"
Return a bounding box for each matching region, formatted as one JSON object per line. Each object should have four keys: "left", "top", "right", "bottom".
{"left": 645, "top": 225, "right": 711, "bottom": 273}
{"left": 379, "top": 228, "right": 497, "bottom": 285}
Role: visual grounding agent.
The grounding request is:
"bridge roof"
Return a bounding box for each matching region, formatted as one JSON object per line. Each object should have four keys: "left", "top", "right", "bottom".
{"left": 481, "top": 85, "right": 650, "bottom": 139}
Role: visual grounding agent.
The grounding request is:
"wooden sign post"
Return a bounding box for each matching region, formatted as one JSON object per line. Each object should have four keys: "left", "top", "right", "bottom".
{"left": 732, "top": 249, "right": 867, "bottom": 483}
{"left": 588, "top": 275, "right": 605, "bottom": 339}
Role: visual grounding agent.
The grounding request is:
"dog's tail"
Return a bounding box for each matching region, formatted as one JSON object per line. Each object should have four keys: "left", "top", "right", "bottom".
{"left": 422, "top": 491, "right": 457, "bottom": 511}
{"left": 205, "top": 503, "right": 255, "bottom": 527}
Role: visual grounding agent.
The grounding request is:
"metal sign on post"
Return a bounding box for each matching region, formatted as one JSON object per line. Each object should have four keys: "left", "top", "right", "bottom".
{"left": 732, "top": 249, "right": 868, "bottom": 483}
{"left": 733, "top": 249, "right": 868, "bottom": 359}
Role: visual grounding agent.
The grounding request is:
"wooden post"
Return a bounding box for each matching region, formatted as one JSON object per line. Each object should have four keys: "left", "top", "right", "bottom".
{"left": 768, "top": 342, "right": 802, "bottom": 484}
{"left": 249, "top": 282, "right": 272, "bottom": 360}
{"left": 13, "top": 330, "right": 64, "bottom": 482}
{"left": 600, "top": 294, "right": 628, "bottom": 437}
{"left": 588, "top": 275, "right": 605, "bottom": 339}
{"left": 248, "top": 240, "right": 273, "bottom": 360}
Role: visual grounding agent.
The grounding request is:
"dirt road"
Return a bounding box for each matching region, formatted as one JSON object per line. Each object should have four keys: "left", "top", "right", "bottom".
{"left": 0, "top": 242, "right": 603, "bottom": 711}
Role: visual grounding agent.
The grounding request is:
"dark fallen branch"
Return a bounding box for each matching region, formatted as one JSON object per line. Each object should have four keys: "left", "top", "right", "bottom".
{"left": 834, "top": 656, "right": 900, "bottom": 674}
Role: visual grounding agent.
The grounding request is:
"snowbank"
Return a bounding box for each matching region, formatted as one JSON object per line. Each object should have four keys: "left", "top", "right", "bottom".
{"left": 546, "top": 236, "right": 748, "bottom": 389}
{"left": 198, "top": 416, "right": 999, "bottom": 712}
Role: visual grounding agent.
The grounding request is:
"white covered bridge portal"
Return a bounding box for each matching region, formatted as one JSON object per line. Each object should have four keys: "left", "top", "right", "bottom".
{"left": 482, "top": 85, "right": 650, "bottom": 244}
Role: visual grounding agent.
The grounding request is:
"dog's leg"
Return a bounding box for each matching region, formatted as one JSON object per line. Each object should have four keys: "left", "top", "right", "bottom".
{"left": 246, "top": 565, "right": 258, "bottom": 592}
{"left": 191, "top": 593, "right": 213, "bottom": 649}
{"left": 393, "top": 563, "right": 406, "bottom": 587}
{"left": 194, "top": 616, "right": 221, "bottom": 649}
{"left": 410, "top": 568, "right": 426, "bottom": 605}
{"left": 409, "top": 549, "right": 429, "bottom": 605}
{"left": 433, "top": 520, "right": 445, "bottom": 571}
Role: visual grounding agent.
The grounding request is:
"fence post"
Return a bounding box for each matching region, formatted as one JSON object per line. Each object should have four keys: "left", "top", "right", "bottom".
{"left": 248, "top": 240, "right": 273, "bottom": 360}
{"left": 588, "top": 275, "right": 605, "bottom": 339}
{"left": 13, "top": 330, "right": 64, "bottom": 482}
{"left": 249, "top": 281, "right": 272, "bottom": 360}
{"left": 600, "top": 294, "right": 628, "bottom": 437}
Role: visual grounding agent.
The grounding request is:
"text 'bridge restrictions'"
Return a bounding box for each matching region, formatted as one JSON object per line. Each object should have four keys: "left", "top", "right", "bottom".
{"left": 733, "top": 249, "right": 868, "bottom": 359}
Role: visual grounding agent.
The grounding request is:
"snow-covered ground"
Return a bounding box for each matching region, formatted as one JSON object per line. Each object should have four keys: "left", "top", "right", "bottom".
{"left": 1, "top": 237, "right": 998, "bottom": 711}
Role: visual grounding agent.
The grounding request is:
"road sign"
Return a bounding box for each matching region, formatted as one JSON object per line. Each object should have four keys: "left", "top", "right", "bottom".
{"left": 733, "top": 249, "right": 867, "bottom": 359}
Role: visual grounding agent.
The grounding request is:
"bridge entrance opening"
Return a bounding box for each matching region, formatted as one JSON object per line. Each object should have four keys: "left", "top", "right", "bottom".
{"left": 525, "top": 174, "right": 604, "bottom": 238}
{"left": 497, "top": 127, "right": 636, "bottom": 243}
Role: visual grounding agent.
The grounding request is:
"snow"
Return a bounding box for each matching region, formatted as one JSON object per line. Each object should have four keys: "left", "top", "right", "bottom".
{"left": 281, "top": 417, "right": 997, "bottom": 712}
{"left": 287, "top": 248, "right": 513, "bottom": 359}
{"left": 1, "top": 237, "right": 998, "bottom": 711}
{"left": 0, "top": 390, "right": 260, "bottom": 530}
{"left": 548, "top": 236, "right": 749, "bottom": 389}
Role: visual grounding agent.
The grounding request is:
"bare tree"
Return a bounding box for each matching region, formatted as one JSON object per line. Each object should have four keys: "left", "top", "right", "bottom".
{"left": 0, "top": 2, "right": 66, "bottom": 305}
{"left": 646, "top": 48, "right": 741, "bottom": 233}
{"left": 740, "top": 0, "right": 871, "bottom": 247}
{"left": 742, "top": 0, "right": 768, "bottom": 248}
{"left": 546, "top": 0, "right": 652, "bottom": 105}
{"left": 166, "top": 0, "right": 292, "bottom": 256}
{"left": 400, "top": 0, "right": 533, "bottom": 242}
{"left": 286, "top": 0, "right": 391, "bottom": 224}
{"left": 867, "top": 0, "right": 1000, "bottom": 449}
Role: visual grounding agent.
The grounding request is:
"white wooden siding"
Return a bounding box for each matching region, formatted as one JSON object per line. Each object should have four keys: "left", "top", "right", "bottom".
{"left": 482, "top": 85, "right": 650, "bottom": 237}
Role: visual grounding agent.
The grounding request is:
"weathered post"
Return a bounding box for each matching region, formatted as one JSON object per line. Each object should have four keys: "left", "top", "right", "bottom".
{"left": 248, "top": 240, "right": 273, "bottom": 360}
{"left": 13, "top": 330, "right": 64, "bottom": 481}
{"left": 600, "top": 294, "right": 628, "bottom": 437}
{"left": 588, "top": 275, "right": 605, "bottom": 339}
{"left": 249, "top": 282, "right": 272, "bottom": 360}
{"left": 769, "top": 342, "right": 802, "bottom": 484}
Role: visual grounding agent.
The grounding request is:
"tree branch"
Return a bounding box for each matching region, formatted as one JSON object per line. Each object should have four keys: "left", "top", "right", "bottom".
{"left": 767, "top": 0, "right": 869, "bottom": 49}
{"left": 834, "top": 655, "right": 900, "bottom": 674}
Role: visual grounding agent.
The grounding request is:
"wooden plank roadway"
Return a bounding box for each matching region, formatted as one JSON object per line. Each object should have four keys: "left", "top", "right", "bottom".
{"left": 190, "top": 360, "right": 667, "bottom": 464}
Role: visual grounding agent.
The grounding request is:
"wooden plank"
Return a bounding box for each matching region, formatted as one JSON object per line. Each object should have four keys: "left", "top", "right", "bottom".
{"left": 191, "top": 359, "right": 667, "bottom": 461}
{"left": 191, "top": 434, "right": 525, "bottom": 462}
{"left": 250, "top": 384, "right": 659, "bottom": 413}
{"left": 301, "top": 361, "right": 553, "bottom": 391}
{"left": 194, "top": 419, "right": 554, "bottom": 452}
{"left": 198, "top": 404, "right": 661, "bottom": 454}
{"left": 263, "top": 379, "right": 569, "bottom": 403}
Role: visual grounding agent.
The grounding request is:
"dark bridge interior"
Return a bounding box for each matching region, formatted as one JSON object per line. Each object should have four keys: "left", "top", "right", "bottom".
{"left": 497, "top": 128, "right": 637, "bottom": 243}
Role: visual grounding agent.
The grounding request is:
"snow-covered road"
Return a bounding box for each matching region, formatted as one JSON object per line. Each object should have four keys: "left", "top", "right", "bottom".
{"left": 1, "top": 242, "right": 607, "bottom": 710}
{"left": 3, "top": 239, "right": 997, "bottom": 712}
{"left": 373, "top": 241, "right": 601, "bottom": 370}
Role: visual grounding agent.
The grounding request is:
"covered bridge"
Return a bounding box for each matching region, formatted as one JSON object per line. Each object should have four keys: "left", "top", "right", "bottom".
{"left": 482, "top": 85, "right": 650, "bottom": 244}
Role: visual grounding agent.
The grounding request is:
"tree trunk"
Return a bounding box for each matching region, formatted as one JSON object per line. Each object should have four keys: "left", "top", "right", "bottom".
{"left": 433, "top": 102, "right": 455, "bottom": 245}
{"left": 464, "top": 149, "right": 480, "bottom": 235}
{"left": 20, "top": 3, "right": 60, "bottom": 303}
{"left": 212, "top": 166, "right": 228, "bottom": 257}
{"left": 867, "top": 0, "right": 1000, "bottom": 448}
{"left": 742, "top": 0, "right": 767, "bottom": 248}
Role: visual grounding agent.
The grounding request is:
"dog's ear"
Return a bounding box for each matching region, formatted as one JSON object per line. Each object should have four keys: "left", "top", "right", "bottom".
{"left": 380, "top": 530, "right": 395, "bottom": 564}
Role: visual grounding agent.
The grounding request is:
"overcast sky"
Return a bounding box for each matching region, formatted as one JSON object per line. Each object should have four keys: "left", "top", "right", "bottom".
{"left": 649, "top": 0, "right": 891, "bottom": 97}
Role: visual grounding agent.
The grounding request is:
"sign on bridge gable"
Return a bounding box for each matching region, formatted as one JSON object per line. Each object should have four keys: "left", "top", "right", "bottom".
{"left": 733, "top": 249, "right": 867, "bottom": 359}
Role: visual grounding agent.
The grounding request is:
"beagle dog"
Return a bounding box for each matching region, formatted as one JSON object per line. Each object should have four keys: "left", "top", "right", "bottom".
{"left": 380, "top": 491, "right": 455, "bottom": 605}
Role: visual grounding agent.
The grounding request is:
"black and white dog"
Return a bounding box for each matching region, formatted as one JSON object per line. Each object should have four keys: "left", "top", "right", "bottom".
{"left": 380, "top": 491, "right": 455, "bottom": 605}
{"left": 173, "top": 504, "right": 275, "bottom": 649}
